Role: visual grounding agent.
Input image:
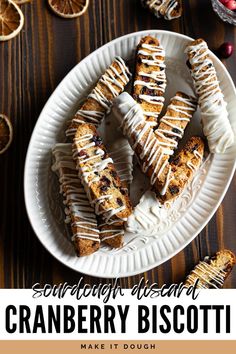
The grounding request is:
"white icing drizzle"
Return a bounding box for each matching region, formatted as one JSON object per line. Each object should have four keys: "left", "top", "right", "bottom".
{"left": 186, "top": 261, "right": 227, "bottom": 289}
{"left": 186, "top": 150, "right": 203, "bottom": 172}
{"left": 66, "top": 56, "right": 130, "bottom": 137}
{"left": 159, "top": 166, "right": 173, "bottom": 195}
{"left": 186, "top": 40, "right": 234, "bottom": 154}
{"left": 73, "top": 134, "right": 128, "bottom": 224}
{"left": 51, "top": 144, "right": 100, "bottom": 243}
{"left": 135, "top": 42, "right": 166, "bottom": 120}
{"left": 142, "top": 0, "right": 181, "bottom": 20}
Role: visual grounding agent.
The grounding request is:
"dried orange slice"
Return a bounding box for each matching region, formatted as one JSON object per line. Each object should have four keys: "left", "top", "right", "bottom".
{"left": 0, "top": 0, "right": 24, "bottom": 41}
{"left": 0, "top": 114, "right": 13, "bottom": 154}
{"left": 48, "top": 0, "right": 89, "bottom": 19}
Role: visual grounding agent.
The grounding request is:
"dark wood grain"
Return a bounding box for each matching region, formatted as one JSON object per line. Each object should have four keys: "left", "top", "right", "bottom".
{"left": 0, "top": 0, "right": 235, "bottom": 289}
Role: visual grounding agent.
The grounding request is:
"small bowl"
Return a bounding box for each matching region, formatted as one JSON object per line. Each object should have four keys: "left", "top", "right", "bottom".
{"left": 211, "top": 0, "right": 236, "bottom": 25}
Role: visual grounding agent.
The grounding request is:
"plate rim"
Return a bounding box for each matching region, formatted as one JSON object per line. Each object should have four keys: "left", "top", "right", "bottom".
{"left": 24, "top": 29, "right": 236, "bottom": 278}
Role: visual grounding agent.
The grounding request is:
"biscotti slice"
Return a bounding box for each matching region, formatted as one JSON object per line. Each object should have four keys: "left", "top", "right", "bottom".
{"left": 114, "top": 93, "right": 172, "bottom": 196}
{"left": 73, "top": 123, "right": 132, "bottom": 224}
{"left": 158, "top": 136, "right": 205, "bottom": 202}
{"left": 52, "top": 143, "right": 100, "bottom": 257}
{"left": 133, "top": 36, "right": 166, "bottom": 126}
{"left": 184, "top": 250, "right": 236, "bottom": 289}
{"left": 98, "top": 219, "right": 125, "bottom": 248}
{"left": 98, "top": 139, "right": 134, "bottom": 248}
{"left": 154, "top": 92, "right": 197, "bottom": 156}
{"left": 114, "top": 92, "right": 183, "bottom": 202}
{"left": 66, "top": 56, "right": 131, "bottom": 138}
{"left": 185, "top": 39, "right": 234, "bottom": 153}
{"left": 141, "top": 0, "right": 182, "bottom": 20}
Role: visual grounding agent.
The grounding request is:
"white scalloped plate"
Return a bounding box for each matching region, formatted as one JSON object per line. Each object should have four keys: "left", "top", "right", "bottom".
{"left": 24, "top": 30, "right": 236, "bottom": 278}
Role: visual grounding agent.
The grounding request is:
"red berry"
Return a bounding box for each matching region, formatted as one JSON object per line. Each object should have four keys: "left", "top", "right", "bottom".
{"left": 226, "top": 0, "right": 236, "bottom": 10}
{"left": 219, "top": 42, "right": 234, "bottom": 59}
{"left": 219, "top": 0, "right": 229, "bottom": 4}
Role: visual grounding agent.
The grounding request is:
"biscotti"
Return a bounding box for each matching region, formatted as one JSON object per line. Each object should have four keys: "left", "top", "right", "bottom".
{"left": 154, "top": 92, "right": 197, "bottom": 156}
{"left": 114, "top": 93, "right": 205, "bottom": 203}
{"left": 114, "top": 92, "right": 169, "bottom": 187}
{"left": 141, "top": 0, "right": 182, "bottom": 20}
{"left": 159, "top": 136, "right": 205, "bottom": 202}
{"left": 66, "top": 57, "right": 131, "bottom": 138}
{"left": 73, "top": 123, "right": 132, "bottom": 224}
{"left": 185, "top": 39, "right": 234, "bottom": 153}
{"left": 98, "top": 139, "right": 134, "bottom": 248}
{"left": 114, "top": 93, "right": 173, "bottom": 200}
{"left": 133, "top": 36, "right": 166, "bottom": 125}
{"left": 52, "top": 143, "right": 100, "bottom": 257}
{"left": 184, "top": 250, "right": 236, "bottom": 289}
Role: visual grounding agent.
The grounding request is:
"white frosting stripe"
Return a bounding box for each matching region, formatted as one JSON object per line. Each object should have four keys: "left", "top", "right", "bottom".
{"left": 186, "top": 40, "right": 234, "bottom": 153}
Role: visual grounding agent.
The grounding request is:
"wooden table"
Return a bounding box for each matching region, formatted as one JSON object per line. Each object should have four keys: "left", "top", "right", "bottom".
{"left": 0, "top": 0, "right": 235, "bottom": 288}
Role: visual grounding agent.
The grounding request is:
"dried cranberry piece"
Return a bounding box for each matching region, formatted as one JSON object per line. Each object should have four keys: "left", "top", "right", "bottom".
{"left": 110, "top": 170, "right": 118, "bottom": 178}
{"left": 141, "top": 75, "right": 149, "bottom": 82}
{"left": 120, "top": 188, "right": 128, "bottom": 196}
{"left": 101, "top": 176, "right": 111, "bottom": 186}
{"left": 92, "top": 135, "right": 102, "bottom": 146}
{"left": 144, "top": 88, "right": 155, "bottom": 96}
{"left": 78, "top": 150, "right": 87, "bottom": 158}
{"left": 100, "top": 185, "right": 108, "bottom": 192}
{"left": 169, "top": 186, "right": 179, "bottom": 195}
{"left": 171, "top": 156, "right": 180, "bottom": 166}
{"left": 117, "top": 198, "right": 123, "bottom": 206}
{"left": 172, "top": 127, "right": 181, "bottom": 134}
